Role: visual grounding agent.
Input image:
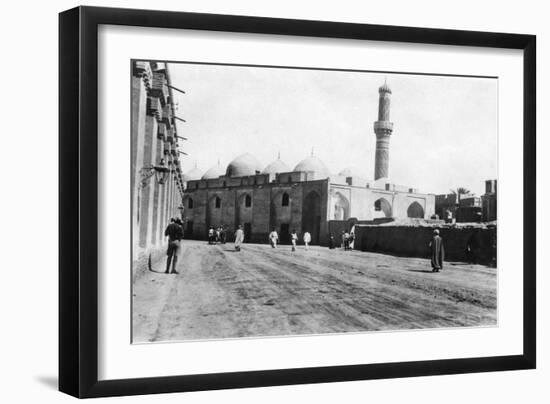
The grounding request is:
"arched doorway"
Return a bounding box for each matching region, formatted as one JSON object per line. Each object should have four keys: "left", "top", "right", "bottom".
{"left": 302, "top": 191, "right": 321, "bottom": 244}
{"left": 270, "top": 190, "right": 292, "bottom": 244}
{"left": 333, "top": 192, "right": 350, "bottom": 220}
{"left": 373, "top": 197, "right": 392, "bottom": 218}
{"left": 407, "top": 201, "right": 425, "bottom": 218}
{"left": 236, "top": 193, "right": 253, "bottom": 241}
{"left": 207, "top": 194, "right": 223, "bottom": 231}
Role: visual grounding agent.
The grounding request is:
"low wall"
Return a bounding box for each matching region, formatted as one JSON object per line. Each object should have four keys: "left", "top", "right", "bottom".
{"left": 354, "top": 224, "right": 497, "bottom": 266}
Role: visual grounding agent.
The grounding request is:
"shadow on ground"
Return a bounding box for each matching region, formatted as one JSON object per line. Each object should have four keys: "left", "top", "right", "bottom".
{"left": 36, "top": 375, "right": 58, "bottom": 390}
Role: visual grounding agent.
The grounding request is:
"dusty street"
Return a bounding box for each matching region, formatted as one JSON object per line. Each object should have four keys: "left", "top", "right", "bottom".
{"left": 132, "top": 240, "right": 497, "bottom": 343}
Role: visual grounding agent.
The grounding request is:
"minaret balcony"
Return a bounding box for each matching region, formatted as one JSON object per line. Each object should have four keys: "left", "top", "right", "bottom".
{"left": 374, "top": 121, "right": 394, "bottom": 132}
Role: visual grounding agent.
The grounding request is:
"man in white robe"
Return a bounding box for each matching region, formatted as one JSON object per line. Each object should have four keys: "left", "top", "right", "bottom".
{"left": 234, "top": 225, "right": 244, "bottom": 251}
{"left": 303, "top": 231, "right": 311, "bottom": 250}
{"left": 269, "top": 229, "right": 279, "bottom": 248}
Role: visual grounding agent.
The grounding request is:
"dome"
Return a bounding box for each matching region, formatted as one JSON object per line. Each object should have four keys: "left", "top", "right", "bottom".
{"left": 262, "top": 158, "right": 290, "bottom": 175}
{"left": 226, "top": 153, "right": 263, "bottom": 177}
{"left": 293, "top": 155, "right": 330, "bottom": 179}
{"left": 182, "top": 166, "right": 203, "bottom": 182}
{"left": 202, "top": 163, "right": 225, "bottom": 180}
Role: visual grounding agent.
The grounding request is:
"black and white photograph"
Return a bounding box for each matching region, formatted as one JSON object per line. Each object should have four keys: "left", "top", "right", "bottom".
{"left": 131, "top": 60, "right": 498, "bottom": 343}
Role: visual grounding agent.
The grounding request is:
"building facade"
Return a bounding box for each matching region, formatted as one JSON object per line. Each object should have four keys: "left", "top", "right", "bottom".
{"left": 131, "top": 61, "right": 186, "bottom": 257}
{"left": 182, "top": 82, "right": 436, "bottom": 245}
{"left": 482, "top": 179, "right": 497, "bottom": 222}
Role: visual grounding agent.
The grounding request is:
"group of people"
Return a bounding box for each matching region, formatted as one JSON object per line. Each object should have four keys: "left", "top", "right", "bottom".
{"left": 207, "top": 225, "right": 227, "bottom": 245}
{"left": 268, "top": 229, "right": 312, "bottom": 251}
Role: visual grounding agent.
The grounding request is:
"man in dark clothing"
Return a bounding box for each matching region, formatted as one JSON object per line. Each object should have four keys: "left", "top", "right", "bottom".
{"left": 429, "top": 229, "right": 445, "bottom": 272}
{"left": 164, "top": 218, "right": 184, "bottom": 274}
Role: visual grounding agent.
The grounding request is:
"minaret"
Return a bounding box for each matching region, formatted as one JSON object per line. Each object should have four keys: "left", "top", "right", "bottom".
{"left": 373, "top": 80, "right": 394, "bottom": 180}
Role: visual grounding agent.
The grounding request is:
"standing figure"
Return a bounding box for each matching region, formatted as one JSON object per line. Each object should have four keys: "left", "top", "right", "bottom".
{"left": 208, "top": 227, "right": 215, "bottom": 244}
{"left": 341, "top": 230, "right": 346, "bottom": 248}
{"left": 303, "top": 231, "right": 311, "bottom": 250}
{"left": 291, "top": 229, "right": 298, "bottom": 252}
{"left": 429, "top": 229, "right": 445, "bottom": 272}
{"left": 328, "top": 234, "right": 335, "bottom": 249}
{"left": 219, "top": 225, "right": 227, "bottom": 244}
{"left": 343, "top": 231, "right": 350, "bottom": 250}
{"left": 234, "top": 225, "right": 244, "bottom": 252}
{"left": 164, "top": 218, "right": 184, "bottom": 274}
{"left": 269, "top": 228, "right": 279, "bottom": 248}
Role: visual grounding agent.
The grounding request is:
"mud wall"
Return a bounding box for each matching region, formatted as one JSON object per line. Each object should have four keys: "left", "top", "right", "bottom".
{"left": 354, "top": 225, "right": 497, "bottom": 265}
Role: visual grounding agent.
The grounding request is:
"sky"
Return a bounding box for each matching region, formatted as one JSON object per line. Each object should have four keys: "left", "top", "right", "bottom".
{"left": 166, "top": 62, "right": 497, "bottom": 196}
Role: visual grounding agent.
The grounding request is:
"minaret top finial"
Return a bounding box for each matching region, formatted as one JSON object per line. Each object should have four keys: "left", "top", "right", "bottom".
{"left": 379, "top": 78, "right": 392, "bottom": 94}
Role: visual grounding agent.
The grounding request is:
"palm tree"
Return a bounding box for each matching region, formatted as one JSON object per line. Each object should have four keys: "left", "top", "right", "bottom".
{"left": 450, "top": 187, "right": 472, "bottom": 206}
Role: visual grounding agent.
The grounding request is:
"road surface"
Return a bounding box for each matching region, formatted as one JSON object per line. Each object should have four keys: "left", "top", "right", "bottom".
{"left": 132, "top": 240, "right": 496, "bottom": 342}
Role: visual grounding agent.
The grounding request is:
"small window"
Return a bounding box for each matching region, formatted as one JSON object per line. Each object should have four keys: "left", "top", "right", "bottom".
{"left": 245, "top": 195, "right": 252, "bottom": 207}
{"left": 215, "top": 196, "right": 221, "bottom": 209}
{"left": 282, "top": 192, "right": 290, "bottom": 207}
{"left": 188, "top": 198, "right": 194, "bottom": 209}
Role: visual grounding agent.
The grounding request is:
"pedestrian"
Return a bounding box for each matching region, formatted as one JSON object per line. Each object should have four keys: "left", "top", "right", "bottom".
{"left": 291, "top": 229, "right": 298, "bottom": 252}
{"left": 269, "top": 228, "right": 279, "bottom": 248}
{"left": 328, "top": 234, "right": 335, "bottom": 249}
{"left": 429, "top": 229, "right": 445, "bottom": 272}
{"left": 234, "top": 224, "right": 244, "bottom": 251}
{"left": 164, "top": 218, "right": 184, "bottom": 274}
{"left": 220, "top": 225, "right": 226, "bottom": 244}
{"left": 343, "top": 231, "right": 350, "bottom": 250}
{"left": 208, "top": 227, "right": 215, "bottom": 244}
{"left": 303, "top": 231, "right": 311, "bottom": 250}
{"left": 341, "top": 230, "right": 346, "bottom": 248}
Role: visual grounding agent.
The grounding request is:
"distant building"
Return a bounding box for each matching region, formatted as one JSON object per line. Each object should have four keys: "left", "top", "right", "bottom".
{"left": 482, "top": 179, "right": 497, "bottom": 221}
{"left": 436, "top": 182, "right": 495, "bottom": 223}
{"left": 182, "top": 82, "right": 436, "bottom": 245}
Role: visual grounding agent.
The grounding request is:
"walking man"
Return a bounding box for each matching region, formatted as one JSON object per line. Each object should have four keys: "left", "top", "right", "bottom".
{"left": 429, "top": 229, "right": 445, "bottom": 272}
{"left": 234, "top": 224, "right": 244, "bottom": 251}
{"left": 164, "top": 218, "right": 184, "bottom": 274}
{"left": 269, "top": 228, "right": 279, "bottom": 248}
{"left": 303, "top": 231, "right": 311, "bottom": 250}
{"left": 291, "top": 229, "right": 298, "bottom": 252}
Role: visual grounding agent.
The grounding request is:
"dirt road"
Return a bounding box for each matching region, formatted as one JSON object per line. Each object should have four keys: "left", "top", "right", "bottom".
{"left": 132, "top": 240, "right": 496, "bottom": 342}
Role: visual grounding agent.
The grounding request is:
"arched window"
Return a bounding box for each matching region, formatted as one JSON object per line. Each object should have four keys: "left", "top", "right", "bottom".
{"left": 282, "top": 192, "right": 290, "bottom": 207}
{"left": 215, "top": 196, "right": 221, "bottom": 209}
{"left": 245, "top": 194, "right": 252, "bottom": 207}
{"left": 188, "top": 198, "right": 194, "bottom": 209}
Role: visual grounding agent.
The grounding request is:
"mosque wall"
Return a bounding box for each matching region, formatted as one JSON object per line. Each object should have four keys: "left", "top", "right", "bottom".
{"left": 131, "top": 61, "right": 186, "bottom": 260}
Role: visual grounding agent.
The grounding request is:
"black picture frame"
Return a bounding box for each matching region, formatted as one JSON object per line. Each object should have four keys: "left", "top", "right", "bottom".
{"left": 59, "top": 6, "right": 536, "bottom": 398}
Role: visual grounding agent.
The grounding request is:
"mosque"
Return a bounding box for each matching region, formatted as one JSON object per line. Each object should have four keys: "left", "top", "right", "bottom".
{"left": 181, "top": 82, "right": 435, "bottom": 245}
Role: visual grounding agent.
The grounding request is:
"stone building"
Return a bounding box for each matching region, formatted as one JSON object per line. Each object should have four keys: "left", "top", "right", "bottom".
{"left": 482, "top": 179, "right": 497, "bottom": 222}
{"left": 131, "top": 61, "right": 186, "bottom": 256}
{"left": 182, "top": 82, "right": 435, "bottom": 245}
